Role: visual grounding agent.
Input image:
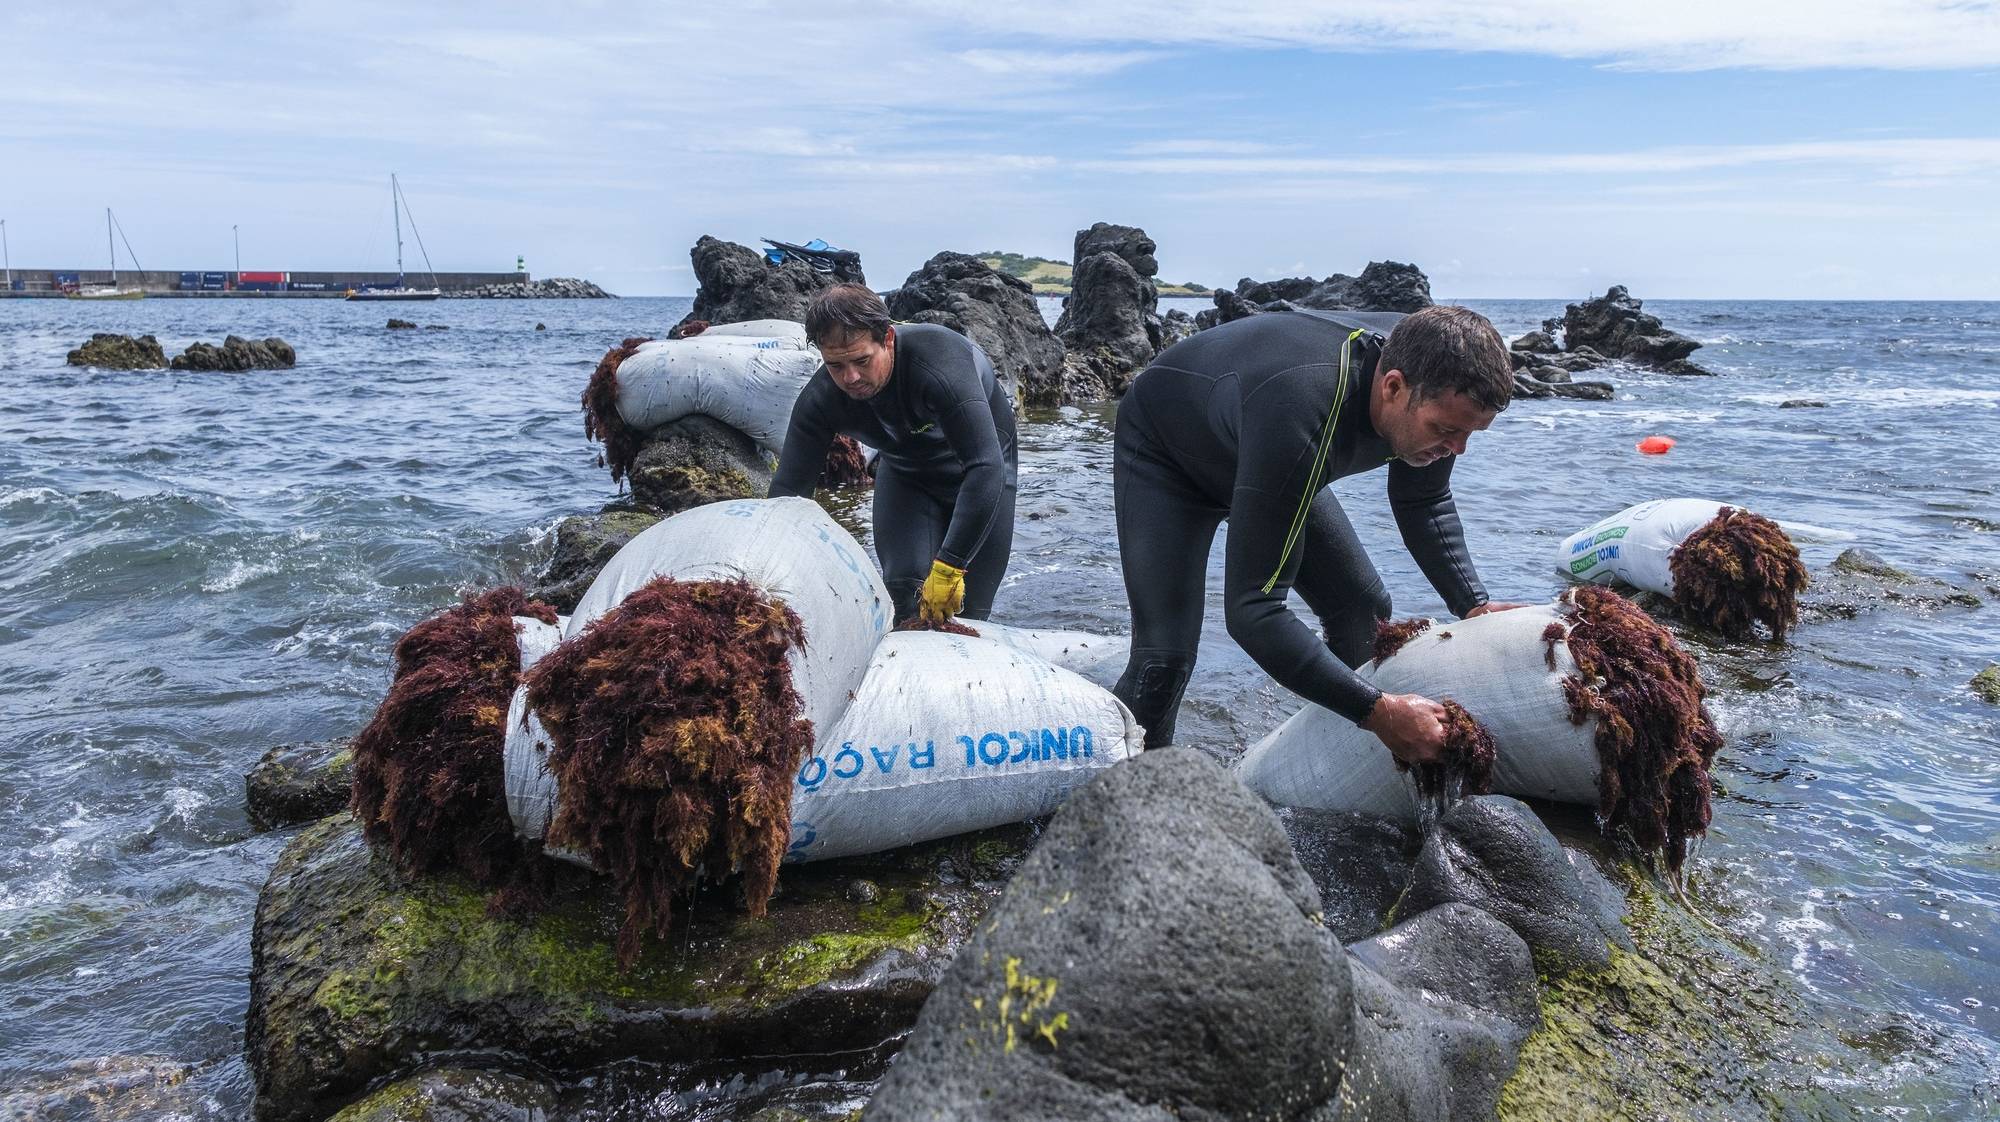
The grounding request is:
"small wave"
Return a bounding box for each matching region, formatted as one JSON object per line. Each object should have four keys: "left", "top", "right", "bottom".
{"left": 1738, "top": 388, "right": 2000, "bottom": 409}
{"left": 200, "top": 560, "right": 280, "bottom": 594}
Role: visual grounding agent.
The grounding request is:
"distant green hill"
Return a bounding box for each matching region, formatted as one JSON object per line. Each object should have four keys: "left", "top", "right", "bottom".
{"left": 977, "top": 252, "right": 1209, "bottom": 297}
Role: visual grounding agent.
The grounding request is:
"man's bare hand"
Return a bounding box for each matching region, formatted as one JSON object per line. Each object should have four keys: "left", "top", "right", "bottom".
{"left": 1359, "top": 693, "right": 1447, "bottom": 766}
{"left": 1465, "top": 601, "right": 1530, "bottom": 618}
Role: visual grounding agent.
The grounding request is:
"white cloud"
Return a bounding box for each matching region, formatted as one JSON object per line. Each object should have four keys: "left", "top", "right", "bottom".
{"left": 955, "top": 48, "right": 1164, "bottom": 78}
{"left": 919, "top": 0, "right": 2000, "bottom": 71}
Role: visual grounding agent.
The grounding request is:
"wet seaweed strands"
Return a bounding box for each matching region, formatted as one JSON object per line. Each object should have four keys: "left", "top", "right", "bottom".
{"left": 350, "top": 587, "right": 559, "bottom": 884}
{"left": 1372, "top": 617, "right": 1433, "bottom": 666}
{"left": 821, "top": 434, "right": 873, "bottom": 489}
{"left": 893, "top": 616, "right": 982, "bottom": 637}
{"left": 1547, "top": 585, "right": 1725, "bottom": 873}
{"left": 582, "top": 337, "right": 654, "bottom": 486}
{"left": 1668, "top": 507, "right": 1809, "bottom": 642}
{"left": 524, "top": 577, "right": 814, "bottom": 967}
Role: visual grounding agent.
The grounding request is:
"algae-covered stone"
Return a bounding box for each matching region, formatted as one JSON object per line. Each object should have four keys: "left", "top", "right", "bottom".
{"left": 627, "top": 414, "right": 773, "bottom": 516}
{"left": 248, "top": 815, "right": 1008, "bottom": 1122}
{"left": 1973, "top": 664, "right": 2000, "bottom": 704}
{"left": 65, "top": 333, "right": 167, "bottom": 370}
{"left": 247, "top": 739, "right": 355, "bottom": 831}
{"left": 1806, "top": 547, "right": 1985, "bottom": 620}
{"left": 326, "top": 1068, "right": 553, "bottom": 1122}
{"left": 527, "top": 510, "right": 662, "bottom": 612}
{"left": 0, "top": 1055, "right": 194, "bottom": 1122}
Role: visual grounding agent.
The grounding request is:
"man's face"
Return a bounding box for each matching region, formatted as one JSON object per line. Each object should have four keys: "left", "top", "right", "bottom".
{"left": 1377, "top": 370, "right": 1496, "bottom": 467}
{"left": 821, "top": 326, "right": 896, "bottom": 400}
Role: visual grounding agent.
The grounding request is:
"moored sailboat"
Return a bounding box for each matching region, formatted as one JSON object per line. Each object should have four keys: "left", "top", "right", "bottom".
{"left": 346, "top": 174, "right": 441, "bottom": 301}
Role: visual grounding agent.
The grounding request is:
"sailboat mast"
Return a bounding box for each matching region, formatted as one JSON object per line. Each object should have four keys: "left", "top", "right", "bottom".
{"left": 392, "top": 175, "right": 405, "bottom": 287}
{"left": 107, "top": 208, "right": 116, "bottom": 286}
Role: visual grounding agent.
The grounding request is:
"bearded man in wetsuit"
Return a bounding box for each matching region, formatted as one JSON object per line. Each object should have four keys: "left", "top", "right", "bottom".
{"left": 770, "top": 284, "right": 1018, "bottom": 624}
{"left": 1111, "top": 304, "right": 1523, "bottom": 765}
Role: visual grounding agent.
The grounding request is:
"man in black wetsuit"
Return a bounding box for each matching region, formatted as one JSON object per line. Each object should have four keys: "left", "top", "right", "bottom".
{"left": 1111, "top": 304, "right": 1522, "bottom": 764}
{"left": 770, "top": 284, "right": 1017, "bottom": 624}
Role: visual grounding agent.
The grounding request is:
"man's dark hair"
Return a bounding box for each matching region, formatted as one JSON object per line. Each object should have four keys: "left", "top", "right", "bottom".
{"left": 1379, "top": 305, "right": 1513, "bottom": 413}
{"left": 804, "top": 283, "right": 893, "bottom": 346}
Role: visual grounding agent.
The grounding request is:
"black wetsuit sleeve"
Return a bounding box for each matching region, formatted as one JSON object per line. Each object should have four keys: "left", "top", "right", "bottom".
{"left": 918, "top": 358, "right": 1008, "bottom": 569}
{"left": 769, "top": 373, "right": 837, "bottom": 499}
{"left": 1222, "top": 372, "right": 1384, "bottom": 725}
{"left": 1387, "top": 459, "right": 1488, "bottom": 618}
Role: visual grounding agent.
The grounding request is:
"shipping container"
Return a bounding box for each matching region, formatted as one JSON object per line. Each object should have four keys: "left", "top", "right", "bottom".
{"left": 202, "top": 271, "right": 228, "bottom": 284}
{"left": 201, "top": 281, "right": 227, "bottom": 291}
{"left": 236, "top": 281, "right": 284, "bottom": 292}
{"left": 180, "top": 271, "right": 202, "bottom": 291}
{"left": 287, "top": 281, "right": 331, "bottom": 291}
{"left": 237, "top": 270, "right": 286, "bottom": 284}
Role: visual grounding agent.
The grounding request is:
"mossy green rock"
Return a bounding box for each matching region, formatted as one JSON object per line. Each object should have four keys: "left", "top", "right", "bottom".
{"left": 247, "top": 740, "right": 355, "bottom": 831}
{"left": 526, "top": 510, "right": 662, "bottom": 612}
{"left": 248, "top": 815, "right": 1014, "bottom": 1122}
{"left": 326, "top": 1068, "right": 553, "bottom": 1122}
{"left": 627, "top": 415, "right": 773, "bottom": 517}
{"left": 1971, "top": 664, "right": 2000, "bottom": 704}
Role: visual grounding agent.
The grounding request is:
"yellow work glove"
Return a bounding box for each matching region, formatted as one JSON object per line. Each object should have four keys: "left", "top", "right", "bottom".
{"left": 918, "top": 559, "right": 967, "bottom": 623}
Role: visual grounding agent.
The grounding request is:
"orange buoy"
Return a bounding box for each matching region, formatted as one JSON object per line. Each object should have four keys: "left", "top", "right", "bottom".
{"left": 1637, "top": 435, "right": 1676, "bottom": 455}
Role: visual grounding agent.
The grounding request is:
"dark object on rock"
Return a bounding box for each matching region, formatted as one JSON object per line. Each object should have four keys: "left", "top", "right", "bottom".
{"left": 1552, "top": 585, "right": 1724, "bottom": 873}
{"left": 1399, "top": 796, "right": 1633, "bottom": 974}
{"left": 1780, "top": 399, "right": 1827, "bottom": 408}
{"left": 524, "top": 577, "right": 813, "bottom": 966}
{"left": 1668, "top": 507, "right": 1810, "bottom": 642}
{"left": 581, "top": 336, "right": 654, "bottom": 487}
{"left": 247, "top": 815, "right": 1009, "bottom": 1122}
{"left": 1512, "top": 329, "right": 1560, "bottom": 354}
{"left": 349, "top": 587, "right": 558, "bottom": 885}
{"left": 892, "top": 616, "right": 981, "bottom": 637}
{"left": 444, "top": 277, "right": 614, "bottom": 299}
{"left": 672, "top": 319, "right": 710, "bottom": 338}
{"left": 528, "top": 510, "right": 662, "bottom": 612}
{"left": 846, "top": 879, "right": 882, "bottom": 906}
{"left": 170, "top": 335, "right": 296, "bottom": 371}
{"left": 886, "top": 252, "right": 1063, "bottom": 406}
{"left": 387, "top": 319, "right": 417, "bottom": 329}
{"left": 327, "top": 1068, "right": 555, "bottom": 1122}
{"left": 821, "top": 433, "right": 872, "bottom": 489}
{"left": 535, "top": 322, "right": 547, "bottom": 331}
{"left": 866, "top": 749, "right": 1353, "bottom": 1120}
{"left": 246, "top": 739, "right": 354, "bottom": 831}
{"left": 676, "top": 236, "right": 854, "bottom": 333}
{"left": 1560, "top": 286, "right": 1709, "bottom": 372}
{"left": 1973, "top": 665, "right": 2000, "bottom": 704}
{"left": 628, "top": 415, "right": 772, "bottom": 516}
{"left": 65, "top": 333, "right": 166, "bottom": 369}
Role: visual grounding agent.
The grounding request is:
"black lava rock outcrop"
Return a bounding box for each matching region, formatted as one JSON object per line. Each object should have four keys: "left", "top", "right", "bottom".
{"left": 171, "top": 335, "right": 296, "bottom": 371}
{"left": 1053, "top": 223, "right": 1164, "bottom": 404}
{"left": 1194, "top": 261, "right": 1434, "bottom": 331}
{"left": 65, "top": 333, "right": 166, "bottom": 370}
{"left": 885, "top": 252, "right": 1063, "bottom": 405}
{"left": 677, "top": 236, "right": 856, "bottom": 332}
{"left": 444, "top": 277, "right": 613, "bottom": 299}
{"left": 1559, "top": 286, "right": 1710, "bottom": 373}
{"left": 528, "top": 510, "right": 663, "bottom": 613}
{"left": 387, "top": 319, "right": 417, "bottom": 329}
{"left": 247, "top": 740, "right": 355, "bottom": 831}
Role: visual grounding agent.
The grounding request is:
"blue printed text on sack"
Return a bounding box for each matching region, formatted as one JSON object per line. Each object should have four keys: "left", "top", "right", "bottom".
{"left": 795, "top": 725, "right": 1096, "bottom": 792}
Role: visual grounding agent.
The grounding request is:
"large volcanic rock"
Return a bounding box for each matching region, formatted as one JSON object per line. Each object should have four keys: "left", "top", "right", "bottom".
{"left": 527, "top": 509, "right": 664, "bottom": 613}
{"left": 171, "top": 335, "right": 297, "bottom": 371}
{"left": 1050, "top": 222, "right": 1175, "bottom": 404}
{"left": 247, "top": 815, "right": 1024, "bottom": 1122}
{"left": 625, "top": 414, "right": 772, "bottom": 517}
{"left": 676, "top": 236, "right": 860, "bottom": 333}
{"left": 1559, "top": 286, "right": 1710, "bottom": 373}
{"left": 65, "top": 333, "right": 167, "bottom": 370}
{"left": 1195, "top": 261, "right": 1435, "bottom": 332}
{"left": 885, "top": 252, "right": 1064, "bottom": 405}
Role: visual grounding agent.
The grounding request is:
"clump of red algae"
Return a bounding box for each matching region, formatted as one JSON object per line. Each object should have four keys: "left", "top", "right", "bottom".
{"left": 581, "top": 337, "right": 654, "bottom": 487}
{"left": 1668, "top": 507, "right": 1808, "bottom": 642}
{"left": 524, "top": 576, "right": 814, "bottom": 967}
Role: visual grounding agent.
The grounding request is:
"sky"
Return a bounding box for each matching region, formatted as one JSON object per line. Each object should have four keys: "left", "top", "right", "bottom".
{"left": 3, "top": 2, "right": 1996, "bottom": 299}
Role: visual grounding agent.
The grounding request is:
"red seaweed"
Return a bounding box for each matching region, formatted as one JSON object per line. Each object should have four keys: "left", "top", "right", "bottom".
{"left": 582, "top": 336, "right": 654, "bottom": 487}
{"left": 1668, "top": 507, "right": 1808, "bottom": 642}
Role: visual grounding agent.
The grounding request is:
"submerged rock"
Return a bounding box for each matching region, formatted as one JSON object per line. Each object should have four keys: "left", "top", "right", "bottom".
{"left": 65, "top": 333, "right": 166, "bottom": 370}
{"left": 1973, "top": 665, "right": 2000, "bottom": 704}
{"left": 886, "top": 252, "right": 1064, "bottom": 406}
{"left": 527, "top": 510, "right": 663, "bottom": 613}
{"left": 677, "top": 236, "right": 851, "bottom": 332}
{"left": 1803, "top": 547, "right": 1987, "bottom": 620}
{"left": 171, "top": 335, "right": 296, "bottom": 371}
{"left": 387, "top": 319, "right": 417, "bottom": 329}
{"left": 626, "top": 414, "right": 772, "bottom": 517}
{"left": 326, "top": 1068, "right": 555, "bottom": 1122}
{"left": 0, "top": 1055, "right": 195, "bottom": 1122}
{"left": 1559, "top": 286, "right": 1710, "bottom": 374}
{"left": 247, "top": 815, "right": 1019, "bottom": 1122}
{"left": 247, "top": 739, "right": 355, "bottom": 831}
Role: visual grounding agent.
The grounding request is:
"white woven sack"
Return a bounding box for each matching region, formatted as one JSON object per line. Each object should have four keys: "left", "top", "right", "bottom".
{"left": 614, "top": 332, "right": 822, "bottom": 458}
{"left": 1556, "top": 498, "right": 1732, "bottom": 595}
{"left": 972, "top": 621, "right": 1131, "bottom": 687}
{"left": 1235, "top": 604, "right": 1599, "bottom": 822}
{"left": 693, "top": 319, "right": 811, "bottom": 345}
{"left": 785, "top": 631, "right": 1143, "bottom": 862}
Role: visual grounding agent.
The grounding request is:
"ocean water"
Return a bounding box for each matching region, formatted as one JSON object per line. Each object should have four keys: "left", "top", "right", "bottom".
{"left": 1, "top": 294, "right": 1996, "bottom": 1117}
